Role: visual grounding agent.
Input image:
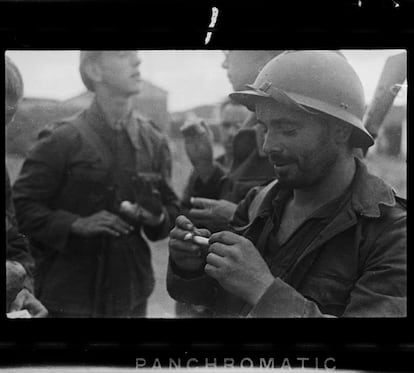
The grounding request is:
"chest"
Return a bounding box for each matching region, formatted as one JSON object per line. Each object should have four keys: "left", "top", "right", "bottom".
{"left": 276, "top": 203, "right": 311, "bottom": 246}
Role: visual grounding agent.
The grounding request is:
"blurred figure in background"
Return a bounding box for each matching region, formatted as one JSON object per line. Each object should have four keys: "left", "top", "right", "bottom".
{"left": 13, "top": 51, "right": 180, "bottom": 317}
{"left": 176, "top": 50, "right": 283, "bottom": 317}
{"left": 217, "top": 99, "right": 251, "bottom": 170}
{"left": 181, "top": 50, "right": 284, "bottom": 234}
{"left": 5, "top": 56, "right": 48, "bottom": 318}
{"left": 181, "top": 99, "right": 250, "bottom": 213}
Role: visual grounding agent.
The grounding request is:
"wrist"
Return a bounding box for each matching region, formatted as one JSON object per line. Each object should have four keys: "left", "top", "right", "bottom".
{"left": 246, "top": 274, "right": 275, "bottom": 306}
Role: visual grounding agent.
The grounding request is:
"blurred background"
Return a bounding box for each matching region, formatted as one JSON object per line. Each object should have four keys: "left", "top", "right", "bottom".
{"left": 5, "top": 50, "right": 407, "bottom": 317}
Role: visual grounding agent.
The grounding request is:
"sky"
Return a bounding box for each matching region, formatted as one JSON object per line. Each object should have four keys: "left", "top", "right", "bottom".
{"left": 6, "top": 50, "right": 407, "bottom": 112}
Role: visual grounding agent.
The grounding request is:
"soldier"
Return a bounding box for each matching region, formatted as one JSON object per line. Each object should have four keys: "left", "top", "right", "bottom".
{"left": 167, "top": 51, "right": 406, "bottom": 317}
{"left": 182, "top": 50, "right": 284, "bottom": 233}
{"left": 13, "top": 51, "right": 180, "bottom": 317}
{"left": 181, "top": 99, "right": 250, "bottom": 213}
{"left": 176, "top": 51, "right": 283, "bottom": 317}
{"left": 5, "top": 56, "right": 48, "bottom": 317}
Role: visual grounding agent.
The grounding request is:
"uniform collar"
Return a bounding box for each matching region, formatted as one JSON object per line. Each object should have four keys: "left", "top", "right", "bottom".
{"left": 350, "top": 157, "right": 397, "bottom": 218}
{"left": 86, "top": 98, "right": 139, "bottom": 142}
{"left": 257, "top": 157, "right": 396, "bottom": 220}
{"left": 86, "top": 99, "right": 117, "bottom": 139}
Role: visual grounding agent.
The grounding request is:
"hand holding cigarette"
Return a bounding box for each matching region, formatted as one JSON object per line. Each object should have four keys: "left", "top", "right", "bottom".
{"left": 168, "top": 215, "right": 211, "bottom": 272}
{"left": 183, "top": 232, "right": 210, "bottom": 247}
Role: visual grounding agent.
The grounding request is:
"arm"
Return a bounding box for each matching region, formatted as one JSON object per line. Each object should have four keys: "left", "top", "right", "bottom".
{"left": 12, "top": 128, "right": 80, "bottom": 252}
{"left": 181, "top": 165, "right": 226, "bottom": 214}
{"left": 166, "top": 215, "right": 218, "bottom": 306}
{"left": 166, "top": 258, "right": 218, "bottom": 306}
{"left": 248, "top": 217, "right": 406, "bottom": 318}
{"left": 143, "top": 137, "right": 181, "bottom": 241}
{"left": 6, "top": 170, "right": 34, "bottom": 286}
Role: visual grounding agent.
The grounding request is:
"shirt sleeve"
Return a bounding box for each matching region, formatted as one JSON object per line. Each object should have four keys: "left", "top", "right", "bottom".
{"left": 248, "top": 216, "right": 407, "bottom": 318}
{"left": 12, "top": 128, "right": 80, "bottom": 253}
{"left": 166, "top": 259, "right": 218, "bottom": 306}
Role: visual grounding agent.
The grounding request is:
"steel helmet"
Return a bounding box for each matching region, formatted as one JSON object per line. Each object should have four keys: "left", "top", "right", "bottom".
{"left": 230, "top": 50, "right": 374, "bottom": 149}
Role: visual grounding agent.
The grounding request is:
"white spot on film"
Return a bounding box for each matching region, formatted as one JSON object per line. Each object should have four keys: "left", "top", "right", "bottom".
{"left": 205, "top": 7, "right": 219, "bottom": 45}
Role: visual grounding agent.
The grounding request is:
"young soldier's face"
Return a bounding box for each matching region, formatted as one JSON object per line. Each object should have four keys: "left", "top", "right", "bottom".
{"left": 98, "top": 51, "right": 141, "bottom": 96}
{"left": 256, "top": 99, "right": 339, "bottom": 189}
{"left": 220, "top": 103, "right": 250, "bottom": 154}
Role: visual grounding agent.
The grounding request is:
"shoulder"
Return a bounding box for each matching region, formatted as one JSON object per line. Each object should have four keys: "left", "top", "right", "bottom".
{"left": 380, "top": 196, "right": 407, "bottom": 225}
{"left": 38, "top": 112, "right": 84, "bottom": 142}
{"left": 134, "top": 111, "right": 167, "bottom": 143}
{"left": 32, "top": 114, "right": 85, "bottom": 159}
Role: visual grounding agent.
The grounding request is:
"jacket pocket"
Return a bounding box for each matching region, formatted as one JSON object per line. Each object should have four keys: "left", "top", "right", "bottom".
{"left": 300, "top": 274, "right": 353, "bottom": 316}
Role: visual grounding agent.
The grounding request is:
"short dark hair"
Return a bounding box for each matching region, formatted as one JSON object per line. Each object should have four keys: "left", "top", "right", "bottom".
{"left": 5, "top": 56, "right": 24, "bottom": 119}
{"left": 79, "top": 51, "right": 103, "bottom": 91}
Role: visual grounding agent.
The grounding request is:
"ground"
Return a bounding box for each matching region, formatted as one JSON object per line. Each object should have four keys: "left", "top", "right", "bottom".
{"left": 6, "top": 140, "right": 406, "bottom": 318}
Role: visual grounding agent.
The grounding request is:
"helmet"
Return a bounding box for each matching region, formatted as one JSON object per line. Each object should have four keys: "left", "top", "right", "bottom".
{"left": 230, "top": 50, "right": 374, "bottom": 149}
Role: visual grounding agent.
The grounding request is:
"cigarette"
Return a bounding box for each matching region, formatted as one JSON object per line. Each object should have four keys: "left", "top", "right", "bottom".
{"left": 183, "top": 232, "right": 210, "bottom": 247}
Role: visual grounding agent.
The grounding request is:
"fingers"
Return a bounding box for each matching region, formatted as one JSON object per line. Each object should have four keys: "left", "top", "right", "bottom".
{"left": 170, "top": 240, "right": 202, "bottom": 257}
{"left": 9, "top": 290, "right": 25, "bottom": 312}
{"left": 208, "top": 242, "right": 233, "bottom": 257}
{"left": 209, "top": 231, "right": 243, "bottom": 245}
{"left": 190, "top": 197, "right": 215, "bottom": 209}
{"left": 175, "top": 215, "right": 195, "bottom": 231}
{"left": 98, "top": 226, "right": 125, "bottom": 237}
{"left": 102, "top": 213, "right": 134, "bottom": 235}
{"left": 9, "top": 289, "right": 48, "bottom": 318}
{"left": 206, "top": 252, "right": 227, "bottom": 267}
{"left": 26, "top": 299, "right": 48, "bottom": 318}
{"left": 188, "top": 208, "right": 210, "bottom": 221}
{"left": 204, "top": 263, "right": 219, "bottom": 279}
{"left": 193, "top": 228, "right": 211, "bottom": 238}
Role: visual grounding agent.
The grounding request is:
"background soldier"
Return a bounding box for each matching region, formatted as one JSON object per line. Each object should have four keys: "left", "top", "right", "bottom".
{"left": 5, "top": 56, "right": 48, "bottom": 318}
{"left": 167, "top": 51, "right": 406, "bottom": 317}
{"left": 13, "top": 51, "right": 180, "bottom": 317}
{"left": 176, "top": 50, "right": 283, "bottom": 317}
{"left": 182, "top": 50, "right": 284, "bottom": 233}
{"left": 181, "top": 99, "right": 250, "bottom": 212}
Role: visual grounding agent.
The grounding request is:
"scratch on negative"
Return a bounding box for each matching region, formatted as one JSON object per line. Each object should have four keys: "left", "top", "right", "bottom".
{"left": 205, "top": 7, "right": 219, "bottom": 45}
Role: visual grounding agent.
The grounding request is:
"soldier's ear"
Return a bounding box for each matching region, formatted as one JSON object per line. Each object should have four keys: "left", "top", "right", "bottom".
{"left": 332, "top": 121, "right": 353, "bottom": 145}
{"left": 84, "top": 60, "right": 103, "bottom": 86}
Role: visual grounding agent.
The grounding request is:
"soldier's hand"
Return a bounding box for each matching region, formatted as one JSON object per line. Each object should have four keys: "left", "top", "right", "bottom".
{"left": 205, "top": 231, "right": 275, "bottom": 306}
{"left": 70, "top": 210, "right": 134, "bottom": 237}
{"left": 121, "top": 202, "right": 166, "bottom": 227}
{"left": 181, "top": 119, "right": 215, "bottom": 181}
{"left": 169, "top": 215, "right": 211, "bottom": 272}
{"left": 9, "top": 289, "right": 48, "bottom": 318}
{"left": 189, "top": 197, "right": 237, "bottom": 232}
{"left": 6, "top": 261, "right": 26, "bottom": 310}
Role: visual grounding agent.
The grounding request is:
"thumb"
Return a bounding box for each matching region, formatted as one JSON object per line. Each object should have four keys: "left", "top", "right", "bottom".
{"left": 9, "top": 289, "right": 26, "bottom": 312}
{"left": 193, "top": 228, "right": 211, "bottom": 238}
{"left": 190, "top": 197, "right": 214, "bottom": 209}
